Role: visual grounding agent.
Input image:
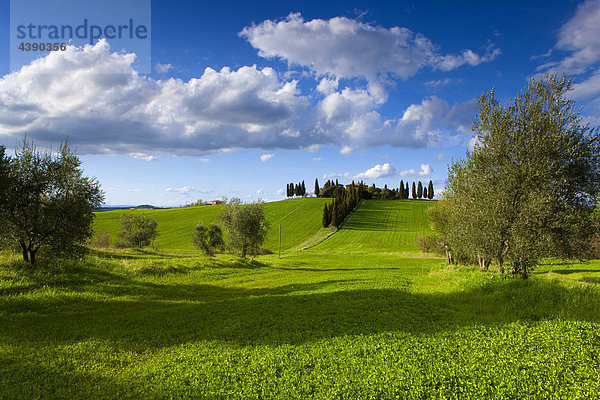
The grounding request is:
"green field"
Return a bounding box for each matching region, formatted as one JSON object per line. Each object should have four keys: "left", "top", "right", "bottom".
{"left": 2, "top": 199, "right": 600, "bottom": 398}
{"left": 312, "top": 200, "right": 434, "bottom": 253}
{"left": 93, "top": 198, "right": 330, "bottom": 252}
{"left": 1, "top": 251, "right": 599, "bottom": 399}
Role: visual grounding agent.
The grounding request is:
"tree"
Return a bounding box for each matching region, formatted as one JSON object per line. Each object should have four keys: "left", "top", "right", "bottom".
{"left": 220, "top": 198, "right": 269, "bottom": 257}
{"left": 438, "top": 74, "right": 600, "bottom": 278}
{"left": 192, "top": 222, "right": 224, "bottom": 254}
{"left": 428, "top": 181, "right": 434, "bottom": 200}
{"left": 417, "top": 181, "right": 423, "bottom": 199}
{"left": 207, "top": 224, "right": 225, "bottom": 252}
{"left": 0, "top": 139, "right": 104, "bottom": 263}
{"left": 411, "top": 182, "right": 417, "bottom": 199}
{"left": 119, "top": 213, "right": 158, "bottom": 248}
{"left": 314, "top": 178, "right": 320, "bottom": 197}
{"left": 301, "top": 180, "right": 306, "bottom": 196}
{"left": 423, "top": 187, "right": 428, "bottom": 199}
{"left": 322, "top": 203, "right": 330, "bottom": 227}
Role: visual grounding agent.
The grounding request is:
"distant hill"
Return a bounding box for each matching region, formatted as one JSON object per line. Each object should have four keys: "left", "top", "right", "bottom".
{"left": 95, "top": 204, "right": 164, "bottom": 212}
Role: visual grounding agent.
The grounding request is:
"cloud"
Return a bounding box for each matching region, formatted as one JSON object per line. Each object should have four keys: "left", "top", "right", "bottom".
{"left": 311, "top": 157, "right": 321, "bottom": 161}
{"left": 0, "top": 40, "right": 309, "bottom": 156}
{"left": 425, "top": 78, "right": 453, "bottom": 87}
{"left": 256, "top": 189, "right": 263, "bottom": 194}
{"left": 340, "top": 146, "right": 353, "bottom": 155}
{"left": 165, "top": 186, "right": 196, "bottom": 195}
{"left": 131, "top": 153, "right": 157, "bottom": 161}
{"left": 537, "top": 0, "right": 600, "bottom": 76}
{"left": 399, "top": 163, "right": 432, "bottom": 177}
{"left": 355, "top": 163, "right": 396, "bottom": 180}
{"left": 0, "top": 40, "right": 477, "bottom": 156}
{"left": 369, "top": 96, "right": 477, "bottom": 148}
{"left": 276, "top": 188, "right": 284, "bottom": 195}
{"left": 322, "top": 172, "right": 351, "bottom": 179}
{"left": 260, "top": 153, "right": 274, "bottom": 162}
{"left": 241, "top": 13, "right": 499, "bottom": 82}
{"left": 155, "top": 63, "right": 173, "bottom": 73}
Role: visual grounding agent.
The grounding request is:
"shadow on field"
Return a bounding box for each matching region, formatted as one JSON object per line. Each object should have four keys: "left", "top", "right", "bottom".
{"left": 1, "top": 274, "right": 598, "bottom": 349}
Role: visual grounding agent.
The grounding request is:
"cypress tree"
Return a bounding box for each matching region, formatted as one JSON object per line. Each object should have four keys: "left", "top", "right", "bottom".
{"left": 412, "top": 182, "right": 416, "bottom": 199}
{"left": 417, "top": 181, "right": 423, "bottom": 199}
{"left": 423, "top": 187, "right": 428, "bottom": 199}
{"left": 301, "top": 180, "right": 306, "bottom": 196}
{"left": 405, "top": 183, "right": 409, "bottom": 199}
{"left": 315, "top": 178, "right": 320, "bottom": 197}
{"left": 336, "top": 178, "right": 339, "bottom": 186}
{"left": 322, "top": 203, "right": 330, "bottom": 227}
{"left": 400, "top": 180, "right": 404, "bottom": 198}
{"left": 428, "top": 180, "right": 434, "bottom": 199}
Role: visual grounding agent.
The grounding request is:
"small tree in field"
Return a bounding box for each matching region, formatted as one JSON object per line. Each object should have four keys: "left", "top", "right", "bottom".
{"left": 0, "top": 139, "right": 104, "bottom": 263}
{"left": 118, "top": 214, "right": 158, "bottom": 248}
{"left": 436, "top": 74, "right": 600, "bottom": 278}
{"left": 192, "top": 222, "right": 224, "bottom": 254}
{"left": 219, "top": 198, "right": 269, "bottom": 257}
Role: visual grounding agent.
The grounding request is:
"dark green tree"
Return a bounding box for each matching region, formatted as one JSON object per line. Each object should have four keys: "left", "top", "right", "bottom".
{"left": 314, "top": 178, "right": 320, "bottom": 197}
{"left": 417, "top": 181, "right": 423, "bottom": 199}
{"left": 412, "top": 182, "right": 417, "bottom": 199}
{"left": 428, "top": 180, "right": 434, "bottom": 200}
{"left": 322, "top": 203, "right": 330, "bottom": 227}
{"left": 220, "top": 198, "right": 269, "bottom": 257}
{"left": 119, "top": 214, "right": 158, "bottom": 249}
{"left": 0, "top": 140, "right": 104, "bottom": 263}
{"left": 423, "top": 187, "right": 428, "bottom": 199}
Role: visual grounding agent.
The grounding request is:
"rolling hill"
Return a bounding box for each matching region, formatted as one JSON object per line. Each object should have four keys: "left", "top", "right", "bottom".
{"left": 93, "top": 198, "right": 330, "bottom": 252}
{"left": 310, "top": 199, "right": 434, "bottom": 253}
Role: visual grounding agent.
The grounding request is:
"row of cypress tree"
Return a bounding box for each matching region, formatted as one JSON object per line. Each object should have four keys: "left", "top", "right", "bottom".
{"left": 399, "top": 180, "right": 435, "bottom": 200}
{"left": 322, "top": 185, "right": 362, "bottom": 228}
{"left": 286, "top": 181, "right": 306, "bottom": 197}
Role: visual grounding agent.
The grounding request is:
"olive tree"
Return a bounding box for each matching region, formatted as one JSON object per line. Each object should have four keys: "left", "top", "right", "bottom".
{"left": 0, "top": 139, "right": 104, "bottom": 264}
{"left": 191, "top": 222, "right": 224, "bottom": 255}
{"left": 118, "top": 214, "right": 158, "bottom": 248}
{"left": 219, "top": 198, "right": 269, "bottom": 257}
{"left": 436, "top": 74, "right": 600, "bottom": 278}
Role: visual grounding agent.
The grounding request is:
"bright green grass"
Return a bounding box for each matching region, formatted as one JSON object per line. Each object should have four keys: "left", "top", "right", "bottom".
{"left": 93, "top": 198, "right": 329, "bottom": 252}
{"left": 312, "top": 199, "right": 435, "bottom": 253}
{"left": 1, "top": 250, "right": 599, "bottom": 399}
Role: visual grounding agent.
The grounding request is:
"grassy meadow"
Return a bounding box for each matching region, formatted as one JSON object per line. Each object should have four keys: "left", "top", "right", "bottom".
{"left": 1, "top": 198, "right": 600, "bottom": 398}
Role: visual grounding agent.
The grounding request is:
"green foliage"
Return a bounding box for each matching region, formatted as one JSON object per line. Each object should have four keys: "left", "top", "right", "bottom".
{"left": 417, "top": 181, "right": 423, "bottom": 199}
{"left": 314, "top": 178, "right": 320, "bottom": 197}
{"left": 427, "top": 180, "right": 434, "bottom": 200}
{"left": 412, "top": 182, "right": 417, "bottom": 199}
{"left": 439, "top": 74, "right": 600, "bottom": 278}
{"left": 220, "top": 198, "right": 269, "bottom": 257}
{"left": 192, "top": 222, "right": 225, "bottom": 255}
{"left": 0, "top": 139, "right": 104, "bottom": 264}
{"left": 416, "top": 234, "right": 444, "bottom": 255}
{"left": 118, "top": 214, "right": 158, "bottom": 248}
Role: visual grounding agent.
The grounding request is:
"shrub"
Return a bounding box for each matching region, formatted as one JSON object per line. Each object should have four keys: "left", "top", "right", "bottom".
{"left": 118, "top": 214, "right": 158, "bottom": 248}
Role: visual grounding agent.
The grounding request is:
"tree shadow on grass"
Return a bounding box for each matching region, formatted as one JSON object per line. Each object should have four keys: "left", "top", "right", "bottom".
{"left": 1, "top": 276, "right": 598, "bottom": 350}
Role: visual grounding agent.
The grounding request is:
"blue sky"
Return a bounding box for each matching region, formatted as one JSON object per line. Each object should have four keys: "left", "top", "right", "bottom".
{"left": 1, "top": 0, "right": 599, "bottom": 206}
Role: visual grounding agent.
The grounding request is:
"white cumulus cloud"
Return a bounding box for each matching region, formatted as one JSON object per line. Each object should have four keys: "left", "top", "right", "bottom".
{"left": 241, "top": 13, "right": 499, "bottom": 82}
{"left": 355, "top": 163, "right": 396, "bottom": 180}
{"left": 155, "top": 63, "right": 173, "bottom": 73}
{"left": 399, "top": 164, "right": 432, "bottom": 177}
{"left": 165, "top": 186, "right": 196, "bottom": 195}
{"left": 260, "top": 153, "right": 274, "bottom": 162}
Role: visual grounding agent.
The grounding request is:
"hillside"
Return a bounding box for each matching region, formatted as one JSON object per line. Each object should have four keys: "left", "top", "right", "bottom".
{"left": 93, "top": 198, "right": 330, "bottom": 252}
{"left": 311, "top": 200, "right": 434, "bottom": 253}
